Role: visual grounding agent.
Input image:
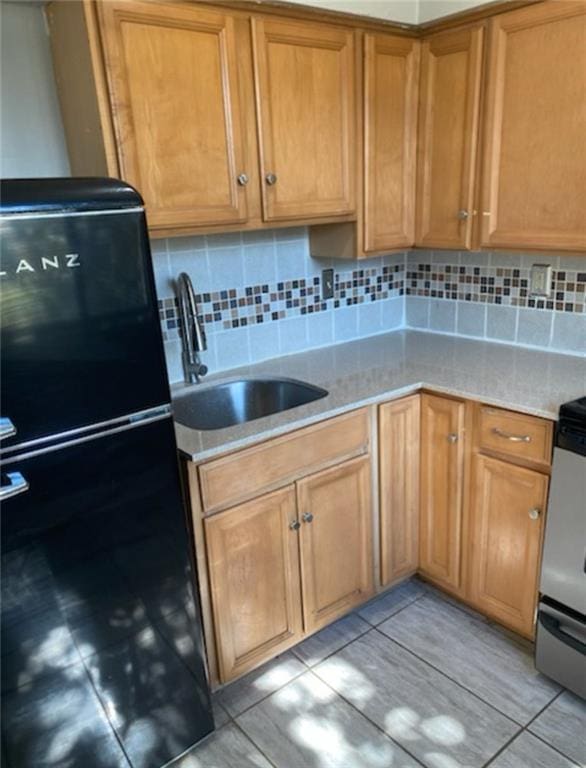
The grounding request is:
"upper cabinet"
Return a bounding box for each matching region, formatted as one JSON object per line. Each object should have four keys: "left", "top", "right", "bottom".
{"left": 310, "top": 30, "right": 419, "bottom": 260}
{"left": 415, "top": 25, "right": 484, "bottom": 249}
{"left": 49, "top": 0, "right": 586, "bottom": 251}
{"left": 363, "top": 33, "right": 419, "bottom": 252}
{"left": 480, "top": 2, "right": 586, "bottom": 251}
{"left": 252, "top": 17, "right": 356, "bottom": 221}
{"left": 97, "top": 1, "right": 253, "bottom": 231}
{"left": 49, "top": 1, "right": 357, "bottom": 236}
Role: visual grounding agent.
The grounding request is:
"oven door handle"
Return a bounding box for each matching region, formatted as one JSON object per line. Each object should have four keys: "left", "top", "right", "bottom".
{"left": 538, "top": 608, "right": 586, "bottom": 656}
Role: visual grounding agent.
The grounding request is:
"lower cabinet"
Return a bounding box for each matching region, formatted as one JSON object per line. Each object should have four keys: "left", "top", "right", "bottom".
{"left": 205, "top": 486, "right": 303, "bottom": 682}
{"left": 468, "top": 455, "right": 548, "bottom": 637}
{"left": 199, "top": 395, "right": 553, "bottom": 685}
{"left": 379, "top": 395, "right": 420, "bottom": 585}
{"left": 419, "top": 393, "right": 467, "bottom": 592}
{"left": 298, "top": 456, "right": 373, "bottom": 633}
{"left": 205, "top": 455, "right": 373, "bottom": 682}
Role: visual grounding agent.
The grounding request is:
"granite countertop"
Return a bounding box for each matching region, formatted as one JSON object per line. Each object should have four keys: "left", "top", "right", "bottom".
{"left": 172, "top": 329, "right": 586, "bottom": 462}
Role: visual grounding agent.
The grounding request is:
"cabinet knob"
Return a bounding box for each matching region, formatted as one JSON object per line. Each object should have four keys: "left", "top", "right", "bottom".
{"left": 528, "top": 507, "right": 541, "bottom": 520}
{"left": 265, "top": 172, "right": 277, "bottom": 186}
{"left": 237, "top": 173, "right": 249, "bottom": 186}
{"left": 302, "top": 512, "right": 314, "bottom": 523}
{"left": 457, "top": 209, "right": 469, "bottom": 221}
{"left": 447, "top": 433, "right": 459, "bottom": 444}
{"left": 289, "top": 520, "right": 301, "bottom": 531}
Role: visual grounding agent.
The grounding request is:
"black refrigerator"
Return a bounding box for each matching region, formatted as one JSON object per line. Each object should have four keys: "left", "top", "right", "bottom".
{"left": 0, "top": 178, "right": 214, "bottom": 768}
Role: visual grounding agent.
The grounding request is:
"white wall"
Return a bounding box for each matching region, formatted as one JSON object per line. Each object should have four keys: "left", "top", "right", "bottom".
{"left": 283, "top": 0, "right": 418, "bottom": 25}
{"left": 275, "top": 0, "right": 488, "bottom": 24}
{"left": 0, "top": 1, "right": 69, "bottom": 178}
{"left": 417, "top": 0, "right": 488, "bottom": 22}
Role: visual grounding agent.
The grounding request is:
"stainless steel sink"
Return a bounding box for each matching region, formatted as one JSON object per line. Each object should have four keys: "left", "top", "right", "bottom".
{"left": 172, "top": 377, "right": 328, "bottom": 431}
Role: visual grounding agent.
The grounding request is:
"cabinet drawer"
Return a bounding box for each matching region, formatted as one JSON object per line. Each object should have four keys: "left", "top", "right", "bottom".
{"left": 199, "top": 408, "right": 370, "bottom": 514}
{"left": 477, "top": 406, "right": 553, "bottom": 468}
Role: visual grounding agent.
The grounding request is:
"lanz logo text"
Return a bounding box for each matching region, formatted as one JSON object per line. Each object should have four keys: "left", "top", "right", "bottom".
{"left": 0, "top": 254, "right": 81, "bottom": 277}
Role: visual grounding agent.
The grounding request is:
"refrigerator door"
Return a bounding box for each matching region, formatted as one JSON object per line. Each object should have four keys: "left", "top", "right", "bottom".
{"left": 0, "top": 179, "right": 169, "bottom": 450}
{"left": 1, "top": 418, "right": 213, "bottom": 768}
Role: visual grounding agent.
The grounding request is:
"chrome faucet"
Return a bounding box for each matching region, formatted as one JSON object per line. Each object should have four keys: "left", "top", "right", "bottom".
{"left": 176, "top": 272, "right": 208, "bottom": 384}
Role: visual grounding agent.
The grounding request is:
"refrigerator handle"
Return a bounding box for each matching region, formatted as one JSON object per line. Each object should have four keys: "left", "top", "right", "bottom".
{"left": 538, "top": 606, "right": 586, "bottom": 656}
{"left": 0, "top": 417, "right": 16, "bottom": 440}
{"left": 0, "top": 471, "right": 29, "bottom": 501}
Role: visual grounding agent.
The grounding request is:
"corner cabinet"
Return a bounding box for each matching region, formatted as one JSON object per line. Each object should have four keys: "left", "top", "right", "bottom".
{"left": 252, "top": 17, "right": 356, "bottom": 221}
{"left": 480, "top": 2, "right": 586, "bottom": 251}
{"left": 415, "top": 24, "right": 484, "bottom": 249}
{"left": 378, "top": 395, "right": 420, "bottom": 585}
{"left": 419, "top": 394, "right": 467, "bottom": 592}
{"left": 96, "top": 1, "right": 254, "bottom": 231}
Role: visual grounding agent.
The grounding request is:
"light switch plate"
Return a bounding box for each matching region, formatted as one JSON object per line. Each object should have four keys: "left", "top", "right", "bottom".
{"left": 530, "top": 264, "right": 553, "bottom": 297}
{"left": 322, "top": 268, "right": 334, "bottom": 300}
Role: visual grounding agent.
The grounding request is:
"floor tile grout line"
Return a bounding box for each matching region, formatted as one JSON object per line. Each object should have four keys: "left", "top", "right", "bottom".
{"left": 307, "top": 663, "right": 431, "bottom": 768}
{"left": 371, "top": 625, "right": 529, "bottom": 728}
{"left": 290, "top": 587, "right": 429, "bottom": 669}
{"left": 230, "top": 718, "right": 280, "bottom": 768}
{"left": 212, "top": 581, "right": 568, "bottom": 766}
{"left": 481, "top": 689, "right": 577, "bottom": 768}
{"left": 521, "top": 729, "right": 583, "bottom": 767}
{"left": 520, "top": 690, "right": 582, "bottom": 767}
{"left": 416, "top": 581, "right": 499, "bottom": 627}
{"left": 290, "top": 619, "right": 373, "bottom": 669}
{"left": 219, "top": 591, "right": 426, "bottom": 721}
{"left": 359, "top": 591, "right": 428, "bottom": 629}
{"left": 218, "top": 663, "right": 308, "bottom": 720}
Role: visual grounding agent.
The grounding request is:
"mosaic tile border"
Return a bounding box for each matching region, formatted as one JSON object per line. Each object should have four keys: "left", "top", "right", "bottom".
{"left": 405, "top": 263, "right": 586, "bottom": 313}
{"left": 158, "top": 264, "right": 405, "bottom": 341}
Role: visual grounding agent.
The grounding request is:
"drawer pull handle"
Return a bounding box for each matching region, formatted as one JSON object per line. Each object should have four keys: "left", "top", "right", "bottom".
{"left": 492, "top": 427, "right": 531, "bottom": 443}
{"left": 302, "top": 512, "right": 314, "bottom": 523}
{"left": 289, "top": 520, "right": 301, "bottom": 531}
{"left": 447, "top": 433, "right": 458, "bottom": 444}
{"left": 528, "top": 507, "right": 541, "bottom": 520}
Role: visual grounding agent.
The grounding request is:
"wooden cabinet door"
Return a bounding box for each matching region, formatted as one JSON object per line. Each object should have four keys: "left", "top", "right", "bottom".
{"left": 363, "top": 33, "right": 419, "bottom": 252}
{"left": 205, "top": 486, "right": 302, "bottom": 682}
{"left": 469, "top": 455, "right": 548, "bottom": 637}
{"left": 415, "top": 25, "right": 484, "bottom": 249}
{"left": 297, "top": 457, "right": 373, "bottom": 633}
{"left": 420, "top": 395, "right": 467, "bottom": 591}
{"left": 252, "top": 17, "right": 356, "bottom": 221}
{"left": 98, "top": 2, "right": 252, "bottom": 231}
{"left": 480, "top": 2, "right": 586, "bottom": 251}
{"left": 379, "top": 396, "right": 420, "bottom": 586}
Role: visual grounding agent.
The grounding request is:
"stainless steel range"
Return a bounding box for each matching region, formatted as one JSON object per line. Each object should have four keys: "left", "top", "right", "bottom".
{"left": 536, "top": 396, "right": 586, "bottom": 699}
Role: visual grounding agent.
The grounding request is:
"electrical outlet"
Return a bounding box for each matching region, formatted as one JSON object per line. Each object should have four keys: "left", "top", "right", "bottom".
{"left": 530, "top": 264, "right": 553, "bottom": 297}
{"left": 322, "top": 268, "right": 334, "bottom": 300}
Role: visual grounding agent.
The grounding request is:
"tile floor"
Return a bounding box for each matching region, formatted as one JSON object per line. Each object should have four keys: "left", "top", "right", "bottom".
{"left": 172, "top": 578, "right": 586, "bottom": 768}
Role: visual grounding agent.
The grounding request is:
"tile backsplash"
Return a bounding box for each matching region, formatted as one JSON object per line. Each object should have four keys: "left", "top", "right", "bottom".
{"left": 152, "top": 227, "right": 405, "bottom": 383}
{"left": 405, "top": 250, "right": 585, "bottom": 356}
{"left": 151, "top": 229, "right": 585, "bottom": 384}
